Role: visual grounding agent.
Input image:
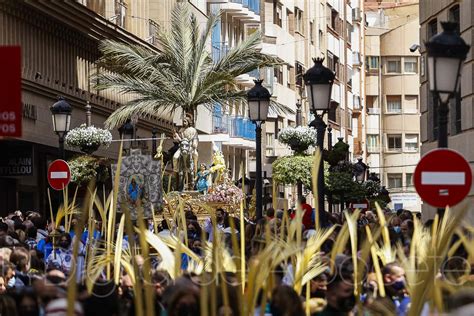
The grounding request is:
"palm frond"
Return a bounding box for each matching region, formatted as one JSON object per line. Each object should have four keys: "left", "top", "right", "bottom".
{"left": 94, "top": 2, "right": 283, "bottom": 129}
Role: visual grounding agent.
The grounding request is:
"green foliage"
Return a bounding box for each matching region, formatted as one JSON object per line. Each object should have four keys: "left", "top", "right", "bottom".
{"left": 272, "top": 155, "right": 314, "bottom": 188}
{"left": 94, "top": 3, "right": 287, "bottom": 128}
{"left": 326, "top": 140, "right": 350, "bottom": 167}
{"left": 69, "top": 156, "right": 109, "bottom": 185}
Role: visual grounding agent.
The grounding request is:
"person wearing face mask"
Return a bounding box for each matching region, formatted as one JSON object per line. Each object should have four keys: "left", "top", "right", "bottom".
{"left": 45, "top": 232, "right": 74, "bottom": 275}
{"left": 204, "top": 208, "right": 225, "bottom": 242}
{"left": 382, "top": 262, "right": 410, "bottom": 316}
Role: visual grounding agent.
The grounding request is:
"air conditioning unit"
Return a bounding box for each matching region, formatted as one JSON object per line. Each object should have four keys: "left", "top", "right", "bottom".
{"left": 352, "top": 8, "right": 361, "bottom": 22}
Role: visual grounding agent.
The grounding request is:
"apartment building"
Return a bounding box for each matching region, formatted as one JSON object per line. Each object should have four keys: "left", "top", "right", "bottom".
{"left": 233, "top": 0, "right": 365, "bottom": 209}
{"left": 364, "top": 2, "right": 422, "bottom": 212}
{"left": 419, "top": 1, "right": 474, "bottom": 221}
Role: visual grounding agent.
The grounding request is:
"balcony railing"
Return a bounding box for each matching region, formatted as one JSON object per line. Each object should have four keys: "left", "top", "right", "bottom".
{"left": 229, "top": 116, "right": 256, "bottom": 140}
{"left": 230, "top": 0, "right": 259, "bottom": 14}
{"left": 212, "top": 114, "right": 256, "bottom": 141}
{"left": 211, "top": 44, "right": 230, "bottom": 62}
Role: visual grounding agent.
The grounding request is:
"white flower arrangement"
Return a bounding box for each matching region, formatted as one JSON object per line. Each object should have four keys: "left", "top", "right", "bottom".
{"left": 65, "top": 124, "right": 112, "bottom": 149}
{"left": 278, "top": 126, "right": 317, "bottom": 153}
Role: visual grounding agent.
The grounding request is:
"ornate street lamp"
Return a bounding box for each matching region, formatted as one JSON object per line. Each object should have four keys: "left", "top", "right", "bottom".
{"left": 118, "top": 119, "right": 135, "bottom": 152}
{"left": 426, "top": 22, "right": 470, "bottom": 148}
{"left": 50, "top": 97, "right": 72, "bottom": 159}
{"left": 304, "top": 58, "right": 335, "bottom": 220}
{"left": 354, "top": 157, "right": 368, "bottom": 184}
{"left": 248, "top": 79, "right": 271, "bottom": 220}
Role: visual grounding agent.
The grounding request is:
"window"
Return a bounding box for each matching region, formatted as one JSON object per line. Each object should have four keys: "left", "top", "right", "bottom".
{"left": 274, "top": 1, "right": 282, "bottom": 27}
{"left": 387, "top": 134, "right": 402, "bottom": 151}
{"left": 346, "top": 109, "right": 352, "bottom": 130}
{"left": 404, "top": 95, "right": 418, "bottom": 113}
{"left": 427, "top": 19, "right": 437, "bottom": 39}
{"left": 406, "top": 173, "right": 413, "bottom": 187}
{"left": 295, "top": 8, "right": 304, "bottom": 34}
{"left": 148, "top": 19, "right": 159, "bottom": 45}
{"left": 114, "top": 0, "right": 127, "bottom": 28}
{"left": 274, "top": 66, "right": 283, "bottom": 84}
{"left": 387, "top": 96, "right": 402, "bottom": 113}
{"left": 367, "top": 135, "right": 379, "bottom": 152}
{"left": 388, "top": 174, "right": 403, "bottom": 189}
{"left": 286, "top": 65, "right": 291, "bottom": 88}
{"left": 405, "top": 134, "right": 419, "bottom": 151}
{"left": 295, "top": 62, "right": 304, "bottom": 87}
{"left": 266, "top": 132, "right": 274, "bottom": 155}
{"left": 366, "top": 96, "right": 378, "bottom": 112}
{"left": 449, "top": 5, "right": 460, "bottom": 33}
{"left": 404, "top": 57, "right": 418, "bottom": 73}
{"left": 346, "top": 22, "right": 353, "bottom": 44}
{"left": 330, "top": 8, "right": 338, "bottom": 30}
{"left": 310, "top": 21, "right": 314, "bottom": 45}
{"left": 366, "top": 56, "right": 379, "bottom": 69}
{"left": 347, "top": 67, "right": 353, "bottom": 87}
{"left": 286, "top": 9, "right": 291, "bottom": 32}
{"left": 386, "top": 58, "right": 401, "bottom": 73}
{"left": 327, "top": 51, "right": 340, "bottom": 78}
{"left": 328, "top": 101, "right": 339, "bottom": 123}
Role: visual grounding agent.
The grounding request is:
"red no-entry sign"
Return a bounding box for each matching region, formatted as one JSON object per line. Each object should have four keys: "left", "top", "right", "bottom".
{"left": 414, "top": 149, "right": 472, "bottom": 207}
{"left": 47, "top": 160, "right": 71, "bottom": 191}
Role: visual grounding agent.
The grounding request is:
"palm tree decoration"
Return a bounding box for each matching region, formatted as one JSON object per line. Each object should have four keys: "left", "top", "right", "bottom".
{"left": 94, "top": 2, "right": 284, "bottom": 128}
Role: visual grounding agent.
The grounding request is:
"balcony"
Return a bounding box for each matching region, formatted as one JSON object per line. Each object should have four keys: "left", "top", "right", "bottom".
{"left": 219, "top": 0, "right": 260, "bottom": 23}
{"left": 211, "top": 114, "right": 256, "bottom": 141}
{"left": 229, "top": 116, "right": 256, "bottom": 140}
{"left": 212, "top": 44, "right": 230, "bottom": 62}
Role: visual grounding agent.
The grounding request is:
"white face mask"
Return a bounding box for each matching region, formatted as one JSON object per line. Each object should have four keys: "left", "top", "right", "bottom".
{"left": 7, "top": 276, "right": 15, "bottom": 288}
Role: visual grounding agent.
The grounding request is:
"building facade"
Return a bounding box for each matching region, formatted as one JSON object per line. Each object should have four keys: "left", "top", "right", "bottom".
{"left": 364, "top": 2, "right": 422, "bottom": 212}
{"left": 0, "top": 0, "right": 176, "bottom": 215}
{"left": 245, "top": 0, "right": 367, "bottom": 210}
{"left": 419, "top": 0, "right": 474, "bottom": 220}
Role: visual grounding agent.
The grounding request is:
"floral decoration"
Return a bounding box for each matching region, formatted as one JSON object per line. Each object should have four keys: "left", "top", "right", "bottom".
{"left": 205, "top": 180, "right": 244, "bottom": 205}
{"left": 278, "top": 126, "right": 317, "bottom": 153}
{"left": 68, "top": 155, "right": 109, "bottom": 184}
{"left": 65, "top": 124, "right": 112, "bottom": 152}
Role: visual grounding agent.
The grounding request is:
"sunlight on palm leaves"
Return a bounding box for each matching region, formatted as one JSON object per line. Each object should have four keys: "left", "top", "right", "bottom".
{"left": 94, "top": 2, "right": 286, "bottom": 129}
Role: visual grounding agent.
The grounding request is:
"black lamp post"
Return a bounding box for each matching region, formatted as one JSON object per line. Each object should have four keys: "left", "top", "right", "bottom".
{"left": 426, "top": 22, "right": 470, "bottom": 148}
{"left": 295, "top": 100, "right": 302, "bottom": 126}
{"left": 248, "top": 79, "right": 271, "bottom": 221}
{"left": 303, "top": 58, "right": 335, "bottom": 218}
{"left": 354, "top": 157, "right": 368, "bottom": 184}
{"left": 50, "top": 97, "right": 72, "bottom": 160}
{"left": 118, "top": 119, "right": 135, "bottom": 152}
{"left": 295, "top": 100, "right": 303, "bottom": 199}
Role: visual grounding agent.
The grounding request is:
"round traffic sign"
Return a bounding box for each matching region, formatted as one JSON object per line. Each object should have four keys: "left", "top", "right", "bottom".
{"left": 47, "top": 159, "right": 71, "bottom": 191}
{"left": 414, "top": 149, "right": 472, "bottom": 208}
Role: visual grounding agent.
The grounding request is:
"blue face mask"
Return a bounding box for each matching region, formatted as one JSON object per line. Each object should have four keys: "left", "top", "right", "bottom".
{"left": 393, "top": 226, "right": 401, "bottom": 233}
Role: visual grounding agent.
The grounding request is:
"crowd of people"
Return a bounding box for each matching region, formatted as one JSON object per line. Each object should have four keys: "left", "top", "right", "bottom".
{"left": 0, "top": 196, "right": 472, "bottom": 316}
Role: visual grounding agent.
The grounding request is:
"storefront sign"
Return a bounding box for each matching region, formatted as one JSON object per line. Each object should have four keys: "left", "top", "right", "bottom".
{"left": 0, "top": 145, "right": 33, "bottom": 176}
{"left": 0, "top": 46, "right": 22, "bottom": 137}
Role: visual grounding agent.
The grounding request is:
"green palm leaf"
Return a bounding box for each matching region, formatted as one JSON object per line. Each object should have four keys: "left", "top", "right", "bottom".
{"left": 93, "top": 2, "right": 284, "bottom": 129}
